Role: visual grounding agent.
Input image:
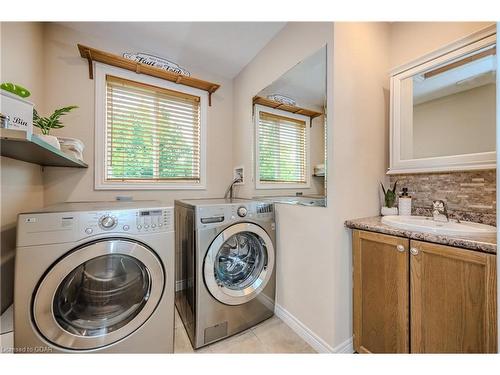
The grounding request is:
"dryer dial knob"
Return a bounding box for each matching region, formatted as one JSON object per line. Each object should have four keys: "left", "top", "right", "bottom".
{"left": 237, "top": 206, "right": 248, "bottom": 217}
{"left": 99, "top": 215, "right": 116, "bottom": 229}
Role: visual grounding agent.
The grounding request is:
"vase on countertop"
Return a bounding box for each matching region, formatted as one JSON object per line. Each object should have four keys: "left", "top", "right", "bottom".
{"left": 381, "top": 206, "right": 398, "bottom": 216}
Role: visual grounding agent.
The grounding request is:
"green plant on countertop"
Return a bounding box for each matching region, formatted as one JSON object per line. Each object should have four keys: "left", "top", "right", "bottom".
{"left": 380, "top": 180, "right": 398, "bottom": 208}
{"left": 33, "top": 106, "right": 78, "bottom": 135}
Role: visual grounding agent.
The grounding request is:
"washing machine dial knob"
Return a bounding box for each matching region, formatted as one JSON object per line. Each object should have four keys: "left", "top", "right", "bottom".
{"left": 99, "top": 215, "right": 116, "bottom": 229}
{"left": 237, "top": 206, "right": 248, "bottom": 217}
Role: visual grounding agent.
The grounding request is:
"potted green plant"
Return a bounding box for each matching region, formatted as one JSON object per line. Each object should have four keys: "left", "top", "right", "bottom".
{"left": 380, "top": 180, "right": 398, "bottom": 216}
{"left": 33, "top": 105, "right": 78, "bottom": 149}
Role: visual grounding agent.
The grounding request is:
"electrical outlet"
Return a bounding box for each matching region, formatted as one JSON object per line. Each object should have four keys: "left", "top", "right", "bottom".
{"left": 234, "top": 166, "right": 244, "bottom": 185}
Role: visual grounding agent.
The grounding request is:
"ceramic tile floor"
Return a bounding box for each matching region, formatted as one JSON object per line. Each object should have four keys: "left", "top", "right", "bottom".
{"left": 174, "top": 308, "right": 316, "bottom": 354}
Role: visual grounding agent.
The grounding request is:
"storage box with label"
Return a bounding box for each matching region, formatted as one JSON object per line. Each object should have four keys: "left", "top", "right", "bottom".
{"left": 0, "top": 89, "right": 34, "bottom": 139}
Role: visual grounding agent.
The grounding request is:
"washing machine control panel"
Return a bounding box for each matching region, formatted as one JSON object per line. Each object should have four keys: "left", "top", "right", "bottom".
{"left": 81, "top": 208, "right": 173, "bottom": 236}
{"left": 197, "top": 202, "right": 274, "bottom": 229}
{"left": 136, "top": 209, "right": 172, "bottom": 231}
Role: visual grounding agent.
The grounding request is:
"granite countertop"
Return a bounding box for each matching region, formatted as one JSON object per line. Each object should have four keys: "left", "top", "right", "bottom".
{"left": 345, "top": 216, "right": 497, "bottom": 254}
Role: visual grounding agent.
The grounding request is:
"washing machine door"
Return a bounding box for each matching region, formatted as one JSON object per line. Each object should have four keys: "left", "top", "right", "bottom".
{"left": 204, "top": 222, "right": 275, "bottom": 305}
{"left": 33, "top": 239, "right": 164, "bottom": 350}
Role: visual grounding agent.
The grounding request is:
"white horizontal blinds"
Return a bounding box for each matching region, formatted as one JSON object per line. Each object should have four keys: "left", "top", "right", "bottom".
{"left": 105, "top": 75, "right": 201, "bottom": 182}
{"left": 258, "top": 111, "right": 307, "bottom": 183}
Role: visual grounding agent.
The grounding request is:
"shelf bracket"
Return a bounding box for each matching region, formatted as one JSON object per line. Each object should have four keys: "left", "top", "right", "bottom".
{"left": 84, "top": 49, "right": 94, "bottom": 79}
{"left": 208, "top": 85, "right": 220, "bottom": 107}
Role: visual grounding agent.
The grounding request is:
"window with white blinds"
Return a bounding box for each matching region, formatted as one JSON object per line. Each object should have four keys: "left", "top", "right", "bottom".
{"left": 105, "top": 75, "right": 201, "bottom": 184}
{"left": 257, "top": 110, "right": 309, "bottom": 186}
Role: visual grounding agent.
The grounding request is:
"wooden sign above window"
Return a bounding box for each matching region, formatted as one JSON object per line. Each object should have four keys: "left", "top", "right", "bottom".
{"left": 123, "top": 52, "right": 191, "bottom": 77}
{"left": 77, "top": 44, "right": 220, "bottom": 106}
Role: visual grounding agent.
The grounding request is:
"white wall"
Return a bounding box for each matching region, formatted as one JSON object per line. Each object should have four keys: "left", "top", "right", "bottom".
{"left": 389, "top": 22, "right": 493, "bottom": 69}
{"left": 41, "top": 23, "right": 234, "bottom": 205}
{"left": 0, "top": 22, "right": 45, "bottom": 312}
{"left": 233, "top": 22, "right": 390, "bottom": 351}
{"left": 413, "top": 83, "right": 496, "bottom": 158}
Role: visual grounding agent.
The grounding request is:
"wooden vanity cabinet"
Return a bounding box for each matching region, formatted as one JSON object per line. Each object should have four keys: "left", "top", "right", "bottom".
{"left": 410, "top": 240, "right": 497, "bottom": 353}
{"left": 352, "top": 230, "right": 497, "bottom": 354}
{"left": 352, "top": 230, "right": 410, "bottom": 353}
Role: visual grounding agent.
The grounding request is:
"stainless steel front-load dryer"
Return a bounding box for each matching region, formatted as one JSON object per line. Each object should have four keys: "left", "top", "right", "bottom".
{"left": 175, "top": 198, "right": 276, "bottom": 349}
{"left": 14, "top": 201, "right": 174, "bottom": 353}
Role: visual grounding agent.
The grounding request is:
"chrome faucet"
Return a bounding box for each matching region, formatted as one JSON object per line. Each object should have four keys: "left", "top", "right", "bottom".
{"left": 432, "top": 200, "right": 449, "bottom": 222}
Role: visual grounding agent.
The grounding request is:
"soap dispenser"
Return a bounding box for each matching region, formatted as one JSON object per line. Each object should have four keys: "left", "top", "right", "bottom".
{"left": 398, "top": 188, "right": 412, "bottom": 216}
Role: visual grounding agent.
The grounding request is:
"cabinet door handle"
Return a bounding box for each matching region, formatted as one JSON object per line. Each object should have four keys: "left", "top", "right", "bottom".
{"left": 396, "top": 244, "right": 406, "bottom": 252}
{"left": 410, "top": 247, "right": 419, "bottom": 256}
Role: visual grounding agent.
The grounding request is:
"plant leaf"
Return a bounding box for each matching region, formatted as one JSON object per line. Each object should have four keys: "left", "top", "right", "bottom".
{"left": 392, "top": 180, "right": 398, "bottom": 193}
{"left": 48, "top": 105, "right": 78, "bottom": 122}
{"left": 380, "top": 182, "right": 386, "bottom": 196}
{"left": 32, "top": 105, "right": 78, "bottom": 135}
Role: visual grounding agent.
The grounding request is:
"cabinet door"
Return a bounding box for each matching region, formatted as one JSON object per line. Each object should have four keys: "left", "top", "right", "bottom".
{"left": 410, "top": 240, "right": 497, "bottom": 353}
{"left": 353, "top": 230, "right": 410, "bottom": 353}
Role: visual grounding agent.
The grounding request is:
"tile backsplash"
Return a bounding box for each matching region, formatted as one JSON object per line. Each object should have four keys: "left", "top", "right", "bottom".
{"left": 389, "top": 170, "right": 496, "bottom": 225}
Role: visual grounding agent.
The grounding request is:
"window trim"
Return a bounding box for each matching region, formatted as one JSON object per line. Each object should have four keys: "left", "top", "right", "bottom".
{"left": 254, "top": 104, "right": 311, "bottom": 190}
{"left": 94, "top": 63, "right": 207, "bottom": 190}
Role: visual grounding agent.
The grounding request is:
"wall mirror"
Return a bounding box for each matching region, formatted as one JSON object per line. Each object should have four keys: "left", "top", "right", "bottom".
{"left": 252, "top": 45, "right": 327, "bottom": 207}
{"left": 389, "top": 26, "right": 496, "bottom": 174}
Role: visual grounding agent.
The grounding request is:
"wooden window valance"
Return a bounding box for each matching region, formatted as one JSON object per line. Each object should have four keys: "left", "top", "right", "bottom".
{"left": 77, "top": 44, "right": 220, "bottom": 106}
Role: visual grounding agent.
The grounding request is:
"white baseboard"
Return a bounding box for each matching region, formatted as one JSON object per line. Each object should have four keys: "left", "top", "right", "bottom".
{"left": 332, "top": 336, "right": 354, "bottom": 354}
{"left": 274, "top": 303, "right": 354, "bottom": 354}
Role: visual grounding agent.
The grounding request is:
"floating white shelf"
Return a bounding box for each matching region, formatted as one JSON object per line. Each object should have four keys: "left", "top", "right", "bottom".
{"left": 0, "top": 129, "right": 88, "bottom": 168}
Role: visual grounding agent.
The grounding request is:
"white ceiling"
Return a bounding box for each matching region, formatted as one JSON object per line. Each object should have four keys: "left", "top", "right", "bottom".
{"left": 258, "top": 46, "right": 327, "bottom": 110}
{"left": 58, "top": 22, "right": 286, "bottom": 79}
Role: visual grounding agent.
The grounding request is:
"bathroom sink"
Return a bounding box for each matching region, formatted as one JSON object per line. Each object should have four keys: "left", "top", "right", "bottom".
{"left": 381, "top": 215, "right": 496, "bottom": 237}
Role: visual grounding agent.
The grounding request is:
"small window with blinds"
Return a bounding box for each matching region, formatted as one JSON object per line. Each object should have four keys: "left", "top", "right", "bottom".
{"left": 256, "top": 106, "right": 310, "bottom": 189}
{"left": 95, "top": 70, "right": 206, "bottom": 189}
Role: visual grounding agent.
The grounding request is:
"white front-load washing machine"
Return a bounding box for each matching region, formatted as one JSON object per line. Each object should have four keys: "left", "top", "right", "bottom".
{"left": 14, "top": 201, "right": 174, "bottom": 353}
{"left": 175, "top": 198, "right": 276, "bottom": 349}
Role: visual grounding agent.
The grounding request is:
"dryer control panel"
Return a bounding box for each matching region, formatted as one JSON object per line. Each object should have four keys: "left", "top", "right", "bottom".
{"left": 17, "top": 205, "right": 174, "bottom": 247}
{"left": 136, "top": 209, "right": 172, "bottom": 232}
{"left": 80, "top": 208, "right": 173, "bottom": 236}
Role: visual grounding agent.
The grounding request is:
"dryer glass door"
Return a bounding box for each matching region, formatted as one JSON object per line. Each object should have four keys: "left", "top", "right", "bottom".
{"left": 204, "top": 223, "right": 275, "bottom": 305}
{"left": 53, "top": 254, "right": 149, "bottom": 337}
{"left": 33, "top": 239, "right": 164, "bottom": 350}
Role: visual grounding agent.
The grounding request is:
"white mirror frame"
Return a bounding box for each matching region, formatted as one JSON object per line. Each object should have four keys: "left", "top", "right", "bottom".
{"left": 389, "top": 24, "right": 497, "bottom": 175}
